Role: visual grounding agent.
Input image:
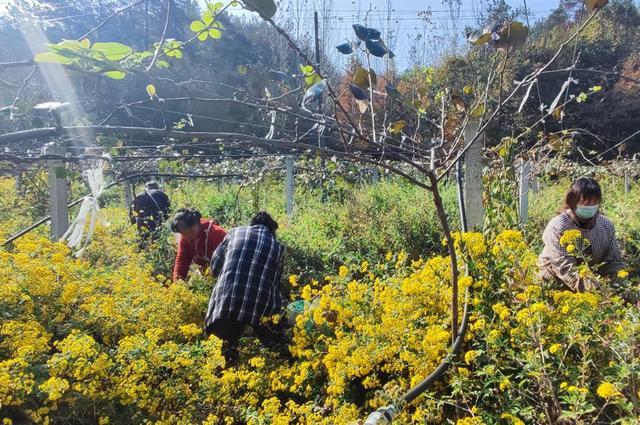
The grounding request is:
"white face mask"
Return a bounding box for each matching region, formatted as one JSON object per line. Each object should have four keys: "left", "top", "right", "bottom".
{"left": 575, "top": 204, "right": 599, "bottom": 220}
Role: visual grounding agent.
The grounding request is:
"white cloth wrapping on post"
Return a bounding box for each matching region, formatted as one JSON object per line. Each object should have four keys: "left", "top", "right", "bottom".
{"left": 61, "top": 159, "right": 109, "bottom": 257}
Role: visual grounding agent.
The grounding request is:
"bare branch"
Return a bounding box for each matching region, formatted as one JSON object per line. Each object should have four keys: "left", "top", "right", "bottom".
{"left": 79, "top": 0, "right": 147, "bottom": 40}
{"left": 590, "top": 129, "right": 640, "bottom": 161}
{"left": 0, "top": 77, "right": 16, "bottom": 88}
{"left": 9, "top": 66, "right": 36, "bottom": 120}
{"left": 146, "top": 0, "right": 172, "bottom": 72}
{"left": 539, "top": 68, "right": 640, "bottom": 85}
{"left": 0, "top": 59, "right": 34, "bottom": 70}
{"left": 437, "top": 9, "right": 602, "bottom": 182}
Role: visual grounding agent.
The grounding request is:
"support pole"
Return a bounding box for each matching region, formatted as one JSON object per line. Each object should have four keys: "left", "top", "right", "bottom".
{"left": 314, "top": 11, "right": 322, "bottom": 115}
{"left": 47, "top": 146, "right": 69, "bottom": 240}
{"left": 314, "top": 11, "right": 328, "bottom": 203}
{"left": 456, "top": 159, "right": 468, "bottom": 232}
{"left": 519, "top": 160, "right": 531, "bottom": 225}
{"left": 285, "top": 156, "right": 295, "bottom": 217}
{"left": 463, "top": 121, "right": 484, "bottom": 230}
{"left": 15, "top": 172, "right": 23, "bottom": 195}
{"left": 624, "top": 170, "right": 631, "bottom": 194}
{"left": 531, "top": 172, "right": 539, "bottom": 194}
{"left": 124, "top": 178, "right": 134, "bottom": 209}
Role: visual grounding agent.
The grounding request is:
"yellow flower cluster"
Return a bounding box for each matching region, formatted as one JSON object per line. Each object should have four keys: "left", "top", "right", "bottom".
{"left": 596, "top": 382, "right": 621, "bottom": 399}
{"left": 0, "top": 208, "right": 637, "bottom": 424}
{"left": 456, "top": 416, "right": 485, "bottom": 425}
{"left": 559, "top": 229, "right": 582, "bottom": 246}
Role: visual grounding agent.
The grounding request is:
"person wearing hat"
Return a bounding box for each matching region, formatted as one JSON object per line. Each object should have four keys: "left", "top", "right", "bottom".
{"left": 129, "top": 180, "right": 171, "bottom": 241}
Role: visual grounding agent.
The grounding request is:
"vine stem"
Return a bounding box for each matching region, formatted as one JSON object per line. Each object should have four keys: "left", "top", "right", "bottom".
{"left": 428, "top": 171, "right": 459, "bottom": 342}
{"left": 9, "top": 66, "right": 36, "bottom": 120}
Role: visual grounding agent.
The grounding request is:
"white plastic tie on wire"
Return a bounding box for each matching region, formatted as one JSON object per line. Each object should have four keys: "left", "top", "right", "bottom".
{"left": 61, "top": 157, "right": 110, "bottom": 257}
{"left": 547, "top": 77, "right": 578, "bottom": 115}
{"left": 518, "top": 79, "right": 537, "bottom": 113}
{"left": 265, "top": 110, "right": 276, "bottom": 140}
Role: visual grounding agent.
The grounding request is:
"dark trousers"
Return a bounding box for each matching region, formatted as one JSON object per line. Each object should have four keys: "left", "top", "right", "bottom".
{"left": 206, "top": 318, "right": 290, "bottom": 366}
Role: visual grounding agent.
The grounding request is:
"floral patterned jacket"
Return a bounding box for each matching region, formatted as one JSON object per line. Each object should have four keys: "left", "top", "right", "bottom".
{"left": 538, "top": 210, "right": 625, "bottom": 291}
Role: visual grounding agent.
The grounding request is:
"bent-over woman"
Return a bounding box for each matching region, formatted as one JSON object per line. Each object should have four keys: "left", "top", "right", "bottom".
{"left": 171, "top": 209, "right": 227, "bottom": 281}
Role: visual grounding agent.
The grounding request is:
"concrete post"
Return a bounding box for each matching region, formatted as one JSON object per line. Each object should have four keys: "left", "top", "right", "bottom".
{"left": 463, "top": 121, "right": 484, "bottom": 230}
{"left": 285, "top": 156, "right": 295, "bottom": 217}
{"left": 519, "top": 160, "right": 531, "bottom": 225}
{"left": 14, "top": 172, "right": 23, "bottom": 195}
{"left": 531, "top": 173, "right": 539, "bottom": 194}
{"left": 124, "top": 178, "right": 134, "bottom": 210}
{"left": 47, "top": 146, "right": 69, "bottom": 240}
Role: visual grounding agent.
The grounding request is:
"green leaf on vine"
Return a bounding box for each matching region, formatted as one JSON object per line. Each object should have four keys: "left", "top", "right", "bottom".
{"left": 146, "top": 84, "right": 157, "bottom": 99}
{"left": 34, "top": 51, "right": 74, "bottom": 65}
{"left": 91, "top": 42, "right": 133, "bottom": 60}
{"left": 208, "top": 2, "right": 224, "bottom": 12}
{"left": 389, "top": 120, "right": 407, "bottom": 135}
{"left": 353, "top": 67, "right": 376, "bottom": 89}
{"left": 202, "top": 11, "right": 214, "bottom": 25}
{"left": 103, "top": 70, "right": 126, "bottom": 80}
{"left": 300, "top": 64, "right": 321, "bottom": 87}
{"left": 190, "top": 20, "right": 206, "bottom": 32}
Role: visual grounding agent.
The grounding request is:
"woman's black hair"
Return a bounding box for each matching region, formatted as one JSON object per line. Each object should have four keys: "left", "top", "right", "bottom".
{"left": 250, "top": 210, "right": 278, "bottom": 234}
{"left": 170, "top": 208, "right": 202, "bottom": 232}
{"left": 562, "top": 177, "right": 602, "bottom": 212}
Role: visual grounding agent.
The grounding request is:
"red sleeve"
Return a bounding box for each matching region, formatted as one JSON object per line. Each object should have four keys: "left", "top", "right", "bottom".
{"left": 206, "top": 225, "right": 227, "bottom": 259}
{"left": 173, "top": 236, "right": 194, "bottom": 281}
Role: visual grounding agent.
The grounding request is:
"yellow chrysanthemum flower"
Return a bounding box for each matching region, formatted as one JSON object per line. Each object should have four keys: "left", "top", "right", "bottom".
{"left": 617, "top": 270, "right": 629, "bottom": 279}
{"left": 597, "top": 382, "right": 621, "bottom": 399}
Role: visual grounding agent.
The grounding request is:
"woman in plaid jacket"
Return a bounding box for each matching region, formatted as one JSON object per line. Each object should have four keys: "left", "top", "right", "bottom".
{"left": 205, "top": 211, "right": 289, "bottom": 365}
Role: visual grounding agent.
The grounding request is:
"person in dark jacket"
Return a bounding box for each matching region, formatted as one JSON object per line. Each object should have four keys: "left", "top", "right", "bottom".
{"left": 205, "top": 211, "right": 289, "bottom": 365}
{"left": 130, "top": 181, "right": 171, "bottom": 239}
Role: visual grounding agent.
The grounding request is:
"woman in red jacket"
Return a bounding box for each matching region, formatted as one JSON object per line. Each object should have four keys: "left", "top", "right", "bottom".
{"left": 171, "top": 209, "right": 227, "bottom": 281}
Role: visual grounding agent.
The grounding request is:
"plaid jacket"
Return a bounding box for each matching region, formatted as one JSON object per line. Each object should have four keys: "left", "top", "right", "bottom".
{"left": 205, "top": 224, "right": 285, "bottom": 326}
{"left": 538, "top": 210, "right": 625, "bottom": 291}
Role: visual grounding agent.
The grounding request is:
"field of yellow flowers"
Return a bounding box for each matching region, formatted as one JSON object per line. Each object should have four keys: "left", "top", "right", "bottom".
{"left": 1, "top": 189, "right": 639, "bottom": 423}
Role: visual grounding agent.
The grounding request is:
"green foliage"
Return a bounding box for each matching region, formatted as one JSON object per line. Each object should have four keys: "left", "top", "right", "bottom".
{"left": 190, "top": 3, "right": 225, "bottom": 41}
{"left": 299, "top": 64, "right": 321, "bottom": 87}
{"left": 483, "top": 138, "right": 521, "bottom": 238}
{"left": 34, "top": 39, "right": 134, "bottom": 79}
{"left": 136, "top": 178, "right": 457, "bottom": 281}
